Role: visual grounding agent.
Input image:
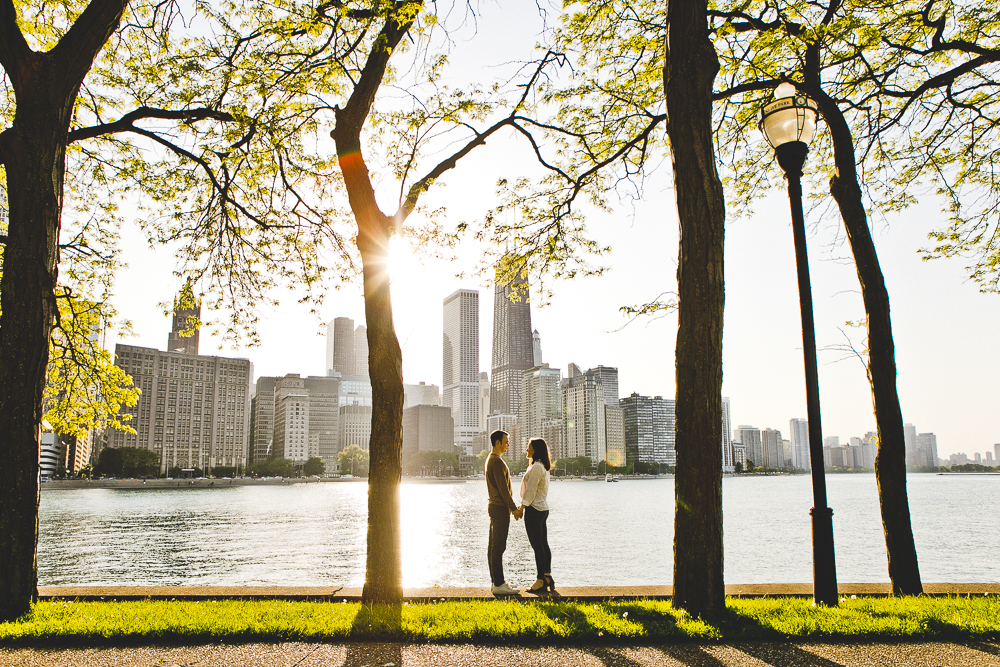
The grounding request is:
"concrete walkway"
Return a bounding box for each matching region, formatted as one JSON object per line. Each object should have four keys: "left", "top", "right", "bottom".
{"left": 37, "top": 583, "right": 1000, "bottom": 602}
{"left": 3, "top": 641, "right": 1000, "bottom": 666}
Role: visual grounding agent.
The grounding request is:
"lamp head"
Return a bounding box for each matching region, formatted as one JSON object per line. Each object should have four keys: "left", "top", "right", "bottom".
{"left": 759, "top": 83, "right": 819, "bottom": 149}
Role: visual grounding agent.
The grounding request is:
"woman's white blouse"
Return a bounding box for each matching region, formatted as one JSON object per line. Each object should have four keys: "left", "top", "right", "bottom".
{"left": 519, "top": 461, "right": 550, "bottom": 511}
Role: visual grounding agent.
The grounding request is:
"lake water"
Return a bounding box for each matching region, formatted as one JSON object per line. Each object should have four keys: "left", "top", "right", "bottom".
{"left": 37, "top": 474, "right": 1000, "bottom": 587}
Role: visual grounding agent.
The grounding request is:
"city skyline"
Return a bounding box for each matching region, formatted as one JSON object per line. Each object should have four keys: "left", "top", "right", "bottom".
{"left": 103, "top": 201, "right": 1000, "bottom": 462}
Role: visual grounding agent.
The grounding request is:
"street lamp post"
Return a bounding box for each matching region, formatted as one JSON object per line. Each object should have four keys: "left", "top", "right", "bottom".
{"left": 760, "top": 82, "right": 839, "bottom": 607}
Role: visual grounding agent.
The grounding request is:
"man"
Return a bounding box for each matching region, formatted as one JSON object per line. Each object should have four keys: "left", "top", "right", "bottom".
{"left": 486, "top": 429, "right": 522, "bottom": 597}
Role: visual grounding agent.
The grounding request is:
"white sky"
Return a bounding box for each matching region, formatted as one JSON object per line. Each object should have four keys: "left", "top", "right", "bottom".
{"left": 104, "top": 0, "right": 999, "bottom": 460}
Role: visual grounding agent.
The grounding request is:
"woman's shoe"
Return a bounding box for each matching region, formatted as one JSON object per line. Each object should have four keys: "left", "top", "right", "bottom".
{"left": 525, "top": 578, "right": 548, "bottom": 595}
{"left": 544, "top": 574, "right": 557, "bottom": 593}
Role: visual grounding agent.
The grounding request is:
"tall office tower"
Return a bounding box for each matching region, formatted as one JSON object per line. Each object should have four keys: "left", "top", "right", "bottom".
{"left": 532, "top": 330, "right": 543, "bottom": 366}
{"left": 863, "top": 431, "right": 879, "bottom": 469}
{"left": 562, "top": 368, "right": 607, "bottom": 465}
{"left": 986, "top": 451, "right": 995, "bottom": 467}
{"left": 975, "top": 452, "right": 982, "bottom": 464}
{"left": 166, "top": 284, "right": 201, "bottom": 355}
{"left": 824, "top": 435, "right": 840, "bottom": 448}
{"left": 479, "top": 372, "right": 491, "bottom": 431}
{"left": 490, "top": 268, "right": 534, "bottom": 417}
{"left": 354, "top": 324, "right": 369, "bottom": 378}
{"left": 402, "top": 405, "right": 455, "bottom": 459}
{"left": 327, "top": 317, "right": 356, "bottom": 376}
{"left": 443, "top": 289, "right": 480, "bottom": 455}
{"left": 903, "top": 422, "right": 917, "bottom": 466}
{"left": 996, "top": 444, "right": 1000, "bottom": 465}
{"left": 761, "top": 428, "right": 783, "bottom": 469}
{"left": 304, "top": 375, "right": 341, "bottom": 465}
{"left": 620, "top": 393, "right": 675, "bottom": 467}
{"left": 339, "top": 404, "right": 372, "bottom": 452}
{"left": 789, "top": 418, "right": 810, "bottom": 470}
{"left": 109, "top": 344, "right": 252, "bottom": 472}
{"left": 782, "top": 438, "right": 792, "bottom": 467}
{"left": 338, "top": 374, "right": 372, "bottom": 455}
{"left": 604, "top": 405, "right": 626, "bottom": 468}
{"left": 249, "top": 376, "right": 278, "bottom": 464}
{"left": 721, "top": 397, "right": 734, "bottom": 472}
{"left": 403, "top": 382, "right": 441, "bottom": 409}
{"left": 915, "top": 432, "right": 939, "bottom": 468}
{"left": 273, "top": 375, "right": 311, "bottom": 462}
{"left": 521, "top": 364, "right": 564, "bottom": 460}
{"left": 734, "top": 426, "right": 762, "bottom": 468}
{"left": 589, "top": 366, "right": 620, "bottom": 407}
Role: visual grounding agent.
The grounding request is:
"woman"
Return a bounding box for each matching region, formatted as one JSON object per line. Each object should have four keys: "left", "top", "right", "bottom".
{"left": 519, "top": 437, "right": 555, "bottom": 595}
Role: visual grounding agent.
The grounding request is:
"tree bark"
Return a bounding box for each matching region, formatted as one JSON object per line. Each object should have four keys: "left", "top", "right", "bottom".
{"left": 0, "top": 0, "right": 129, "bottom": 621}
{"left": 0, "top": 64, "right": 77, "bottom": 622}
{"left": 664, "top": 0, "right": 727, "bottom": 616}
{"left": 329, "top": 4, "right": 418, "bottom": 603}
{"left": 810, "top": 89, "right": 923, "bottom": 596}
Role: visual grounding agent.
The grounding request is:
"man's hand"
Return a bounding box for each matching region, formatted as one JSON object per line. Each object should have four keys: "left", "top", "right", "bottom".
{"left": 513, "top": 506, "right": 524, "bottom": 520}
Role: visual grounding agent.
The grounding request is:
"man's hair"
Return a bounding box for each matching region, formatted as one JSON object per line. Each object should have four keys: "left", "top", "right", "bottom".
{"left": 489, "top": 430, "right": 508, "bottom": 448}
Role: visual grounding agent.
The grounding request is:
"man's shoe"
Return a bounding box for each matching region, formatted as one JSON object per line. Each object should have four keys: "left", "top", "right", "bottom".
{"left": 491, "top": 582, "right": 519, "bottom": 597}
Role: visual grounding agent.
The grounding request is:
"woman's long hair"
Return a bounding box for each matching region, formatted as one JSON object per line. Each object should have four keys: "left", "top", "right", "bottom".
{"left": 529, "top": 438, "right": 552, "bottom": 471}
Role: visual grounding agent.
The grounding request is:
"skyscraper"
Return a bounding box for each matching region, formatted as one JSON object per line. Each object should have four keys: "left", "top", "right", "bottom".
{"left": 250, "top": 376, "right": 278, "bottom": 464}
{"left": 326, "top": 317, "right": 356, "bottom": 376}
{"left": 735, "top": 426, "right": 762, "bottom": 469}
{"left": 520, "top": 364, "right": 564, "bottom": 460}
{"left": 109, "top": 344, "right": 251, "bottom": 473}
{"left": 478, "top": 371, "right": 490, "bottom": 431}
{"left": 761, "top": 427, "right": 783, "bottom": 469}
{"left": 166, "top": 284, "right": 201, "bottom": 355}
{"left": 620, "top": 393, "right": 675, "bottom": 467}
{"left": 443, "top": 289, "right": 480, "bottom": 455}
{"left": 354, "top": 324, "right": 369, "bottom": 378}
{"left": 562, "top": 368, "right": 606, "bottom": 465}
{"left": 903, "top": 422, "right": 917, "bottom": 467}
{"left": 589, "top": 366, "right": 620, "bottom": 407}
{"left": 789, "top": 418, "right": 809, "bottom": 470}
{"left": 915, "top": 432, "right": 939, "bottom": 468}
{"left": 490, "top": 267, "right": 534, "bottom": 417}
{"left": 532, "top": 330, "right": 543, "bottom": 366}
{"left": 721, "top": 397, "right": 734, "bottom": 472}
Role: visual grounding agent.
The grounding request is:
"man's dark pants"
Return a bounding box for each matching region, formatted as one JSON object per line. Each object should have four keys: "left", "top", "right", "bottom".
{"left": 487, "top": 503, "right": 511, "bottom": 586}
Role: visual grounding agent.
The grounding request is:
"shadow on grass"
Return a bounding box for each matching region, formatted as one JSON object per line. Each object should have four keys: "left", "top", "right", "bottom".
{"left": 343, "top": 603, "right": 403, "bottom": 666}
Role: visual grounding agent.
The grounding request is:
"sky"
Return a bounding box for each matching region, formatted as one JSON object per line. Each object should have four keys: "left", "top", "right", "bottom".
{"left": 103, "top": 0, "right": 1000, "bottom": 461}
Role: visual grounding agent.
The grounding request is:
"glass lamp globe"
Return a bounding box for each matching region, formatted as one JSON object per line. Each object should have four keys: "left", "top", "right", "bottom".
{"left": 759, "top": 82, "right": 819, "bottom": 148}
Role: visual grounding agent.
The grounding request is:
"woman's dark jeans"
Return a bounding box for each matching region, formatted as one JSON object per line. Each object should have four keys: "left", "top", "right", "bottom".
{"left": 523, "top": 505, "right": 551, "bottom": 577}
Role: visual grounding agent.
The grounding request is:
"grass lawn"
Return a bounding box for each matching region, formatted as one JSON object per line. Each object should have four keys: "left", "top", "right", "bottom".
{"left": 1, "top": 596, "right": 998, "bottom": 646}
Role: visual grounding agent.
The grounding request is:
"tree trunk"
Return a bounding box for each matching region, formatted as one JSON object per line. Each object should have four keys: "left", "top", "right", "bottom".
{"left": 814, "top": 91, "right": 923, "bottom": 596}
{"left": 664, "top": 0, "right": 727, "bottom": 616}
{"left": 333, "top": 129, "right": 405, "bottom": 603}
{"left": 0, "top": 87, "right": 70, "bottom": 623}
{"left": 357, "top": 210, "right": 404, "bottom": 604}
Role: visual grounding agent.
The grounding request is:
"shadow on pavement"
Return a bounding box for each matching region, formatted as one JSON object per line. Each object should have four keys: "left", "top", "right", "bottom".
{"left": 343, "top": 603, "right": 403, "bottom": 667}
{"left": 585, "top": 646, "right": 646, "bottom": 667}
{"left": 735, "top": 643, "right": 845, "bottom": 666}
{"left": 965, "top": 641, "right": 1000, "bottom": 658}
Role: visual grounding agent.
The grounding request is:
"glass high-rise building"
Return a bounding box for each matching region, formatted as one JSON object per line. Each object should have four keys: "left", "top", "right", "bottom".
{"left": 490, "top": 267, "right": 534, "bottom": 418}
{"left": 789, "top": 418, "right": 810, "bottom": 470}
{"left": 443, "top": 289, "right": 480, "bottom": 455}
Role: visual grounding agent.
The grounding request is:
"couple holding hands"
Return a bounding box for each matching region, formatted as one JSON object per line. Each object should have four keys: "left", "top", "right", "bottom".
{"left": 485, "top": 429, "right": 555, "bottom": 597}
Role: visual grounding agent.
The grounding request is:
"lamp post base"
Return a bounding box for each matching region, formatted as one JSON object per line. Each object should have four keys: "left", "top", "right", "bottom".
{"left": 810, "top": 506, "right": 838, "bottom": 606}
